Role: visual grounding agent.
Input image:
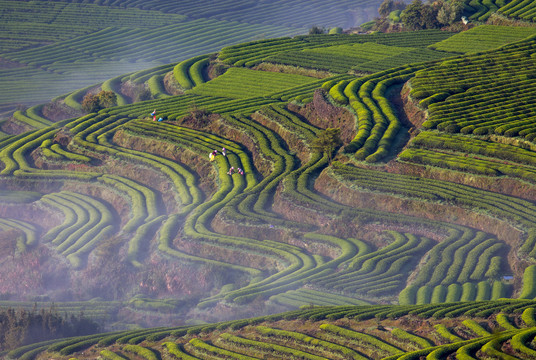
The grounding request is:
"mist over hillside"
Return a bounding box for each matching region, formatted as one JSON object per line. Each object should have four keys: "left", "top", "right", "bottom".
{"left": 0, "top": 0, "right": 381, "bottom": 115}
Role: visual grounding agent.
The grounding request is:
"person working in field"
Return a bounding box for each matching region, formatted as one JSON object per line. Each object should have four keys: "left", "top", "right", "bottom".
{"left": 209, "top": 150, "right": 218, "bottom": 162}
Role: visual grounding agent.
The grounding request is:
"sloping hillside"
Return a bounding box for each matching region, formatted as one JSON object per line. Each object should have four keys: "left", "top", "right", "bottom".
{"left": 0, "top": 0, "right": 380, "bottom": 114}
{"left": 3, "top": 0, "right": 536, "bottom": 357}
{"left": 9, "top": 300, "right": 536, "bottom": 359}
{"left": 2, "top": 24, "right": 536, "bottom": 329}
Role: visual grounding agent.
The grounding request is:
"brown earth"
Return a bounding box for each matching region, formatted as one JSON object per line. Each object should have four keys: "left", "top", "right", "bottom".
{"left": 386, "top": 161, "right": 536, "bottom": 204}
{"left": 0, "top": 200, "right": 63, "bottom": 232}
{"left": 317, "top": 164, "right": 524, "bottom": 246}
{"left": 291, "top": 88, "right": 356, "bottom": 144}
{"left": 211, "top": 209, "right": 289, "bottom": 242}
{"left": 400, "top": 82, "right": 428, "bottom": 131}
{"left": 42, "top": 100, "right": 84, "bottom": 122}
{"left": 273, "top": 186, "right": 336, "bottom": 228}
{"left": 163, "top": 71, "right": 183, "bottom": 95}
{"left": 254, "top": 62, "right": 332, "bottom": 78}
{"left": 173, "top": 236, "right": 281, "bottom": 273}
{"left": 119, "top": 80, "right": 144, "bottom": 103}
{"left": 0, "top": 117, "right": 32, "bottom": 135}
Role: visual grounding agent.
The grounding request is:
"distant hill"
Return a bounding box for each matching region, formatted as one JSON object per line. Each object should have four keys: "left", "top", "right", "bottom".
{"left": 0, "top": 0, "right": 381, "bottom": 114}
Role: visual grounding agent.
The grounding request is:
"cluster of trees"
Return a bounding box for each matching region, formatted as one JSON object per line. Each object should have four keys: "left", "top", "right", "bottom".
{"left": 309, "top": 26, "right": 343, "bottom": 34}
{"left": 0, "top": 307, "right": 100, "bottom": 351}
{"left": 378, "top": 0, "right": 407, "bottom": 18}
{"left": 82, "top": 90, "right": 117, "bottom": 113}
{"left": 376, "top": 0, "right": 465, "bottom": 30}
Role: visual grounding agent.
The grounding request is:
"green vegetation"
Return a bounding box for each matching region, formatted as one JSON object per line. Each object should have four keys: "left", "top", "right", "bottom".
{"left": 263, "top": 41, "right": 453, "bottom": 73}
{"left": 499, "top": 0, "right": 536, "bottom": 21}
{"left": 220, "top": 30, "right": 454, "bottom": 68}
{"left": 4, "top": 2, "right": 536, "bottom": 359}
{"left": 430, "top": 25, "right": 536, "bottom": 53}
{"left": 13, "top": 301, "right": 536, "bottom": 359}
{"left": 0, "top": 0, "right": 323, "bottom": 109}
{"left": 412, "top": 38, "right": 536, "bottom": 139}
{"left": 188, "top": 67, "right": 317, "bottom": 99}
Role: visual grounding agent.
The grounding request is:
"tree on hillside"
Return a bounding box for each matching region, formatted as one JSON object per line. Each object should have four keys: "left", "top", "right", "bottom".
{"left": 400, "top": 0, "right": 440, "bottom": 30}
{"left": 81, "top": 90, "right": 117, "bottom": 113}
{"left": 401, "top": 0, "right": 424, "bottom": 29}
{"left": 309, "top": 25, "right": 326, "bottom": 34}
{"left": 421, "top": 3, "right": 440, "bottom": 28}
{"left": 311, "top": 128, "right": 342, "bottom": 162}
{"left": 437, "top": 0, "right": 465, "bottom": 25}
{"left": 98, "top": 90, "right": 117, "bottom": 108}
{"left": 378, "top": 0, "right": 406, "bottom": 18}
{"left": 81, "top": 94, "right": 100, "bottom": 113}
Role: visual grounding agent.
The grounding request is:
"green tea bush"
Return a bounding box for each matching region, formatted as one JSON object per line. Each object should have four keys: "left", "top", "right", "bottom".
{"left": 519, "top": 265, "right": 536, "bottom": 299}
{"left": 122, "top": 344, "right": 159, "bottom": 360}
{"left": 100, "top": 350, "right": 128, "bottom": 360}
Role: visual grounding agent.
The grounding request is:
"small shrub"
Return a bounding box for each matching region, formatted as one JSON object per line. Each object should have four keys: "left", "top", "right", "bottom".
{"left": 309, "top": 25, "right": 326, "bottom": 34}
{"left": 81, "top": 91, "right": 117, "bottom": 113}
{"left": 81, "top": 94, "right": 100, "bottom": 113}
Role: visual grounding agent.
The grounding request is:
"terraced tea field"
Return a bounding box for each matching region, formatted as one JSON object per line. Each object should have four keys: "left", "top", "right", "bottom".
{"left": 430, "top": 25, "right": 536, "bottom": 53}
{"left": 2, "top": 24, "right": 536, "bottom": 317}
{"left": 9, "top": 301, "right": 536, "bottom": 359}
{"left": 4, "top": 0, "right": 536, "bottom": 357}
{"left": 0, "top": 0, "right": 382, "bottom": 114}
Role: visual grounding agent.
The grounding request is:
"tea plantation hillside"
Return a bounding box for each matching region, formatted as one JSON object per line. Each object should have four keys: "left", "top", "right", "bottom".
{"left": 4, "top": 0, "right": 536, "bottom": 356}
{"left": 3, "top": 22, "right": 536, "bottom": 327}
{"left": 0, "top": 0, "right": 381, "bottom": 115}
{"left": 9, "top": 300, "right": 536, "bottom": 359}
